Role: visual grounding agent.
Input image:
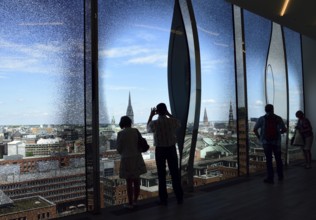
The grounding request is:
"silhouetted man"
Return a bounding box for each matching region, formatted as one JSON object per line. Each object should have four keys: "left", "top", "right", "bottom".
{"left": 147, "top": 103, "right": 183, "bottom": 205}
{"left": 253, "top": 104, "right": 287, "bottom": 184}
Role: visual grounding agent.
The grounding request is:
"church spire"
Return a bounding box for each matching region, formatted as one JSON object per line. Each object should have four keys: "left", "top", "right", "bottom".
{"left": 126, "top": 91, "right": 134, "bottom": 124}
{"left": 228, "top": 101, "right": 235, "bottom": 132}
{"left": 203, "top": 107, "right": 209, "bottom": 126}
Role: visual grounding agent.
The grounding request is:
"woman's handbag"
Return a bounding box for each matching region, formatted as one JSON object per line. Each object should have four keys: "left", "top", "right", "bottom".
{"left": 137, "top": 130, "right": 149, "bottom": 152}
{"left": 291, "top": 129, "right": 305, "bottom": 146}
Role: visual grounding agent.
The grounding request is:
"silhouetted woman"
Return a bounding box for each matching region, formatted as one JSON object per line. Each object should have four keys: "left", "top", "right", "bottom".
{"left": 117, "top": 116, "right": 147, "bottom": 209}
{"left": 295, "top": 110, "right": 314, "bottom": 169}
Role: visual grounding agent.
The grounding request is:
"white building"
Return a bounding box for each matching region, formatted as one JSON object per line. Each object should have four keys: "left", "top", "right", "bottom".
{"left": 7, "top": 140, "right": 26, "bottom": 157}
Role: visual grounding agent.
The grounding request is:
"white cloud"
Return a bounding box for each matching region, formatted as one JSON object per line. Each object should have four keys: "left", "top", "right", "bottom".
{"left": 100, "top": 45, "right": 167, "bottom": 68}
{"left": 197, "top": 26, "right": 219, "bottom": 36}
{"left": 134, "top": 24, "right": 170, "bottom": 33}
{"left": 214, "top": 42, "right": 229, "bottom": 47}
{"left": 0, "top": 38, "right": 64, "bottom": 75}
{"left": 201, "top": 58, "right": 226, "bottom": 73}
{"left": 255, "top": 100, "right": 264, "bottom": 106}
{"left": 202, "top": 99, "right": 216, "bottom": 104}
{"left": 127, "top": 54, "right": 167, "bottom": 66}
{"left": 100, "top": 46, "right": 150, "bottom": 58}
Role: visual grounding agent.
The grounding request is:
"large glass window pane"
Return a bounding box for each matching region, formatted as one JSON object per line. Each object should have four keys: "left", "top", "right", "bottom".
{"left": 264, "top": 22, "right": 288, "bottom": 166}
{"left": 99, "top": 0, "right": 174, "bottom": 207}
{"left": 245, "top": 11, "right": 304, "bottom": 171}
{"left": 167, "top": 0, "right": 201, "bottom": 191}
{"left": 192, "top": 0, "right": 237, "bottom": 186}
{"left": 233, "top": 5, "right": 249, "bottom": 176}
{"left": 244, "top": 11, "right": 272, "bottom": 173}
{"left": 284, "top": 27, "right": 304, "bottom": 163}
{"left": 0, "top": 0, "right": 86, "bottom": 219}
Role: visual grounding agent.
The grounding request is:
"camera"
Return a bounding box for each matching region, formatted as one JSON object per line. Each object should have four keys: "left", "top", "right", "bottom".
{"left": 152, "top": 107, "right": 157, "bottom": 114}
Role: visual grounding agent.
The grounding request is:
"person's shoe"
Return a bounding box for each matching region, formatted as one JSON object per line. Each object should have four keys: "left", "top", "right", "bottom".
{"left": 263, "top": 178, "right": 274, "bottom": 184}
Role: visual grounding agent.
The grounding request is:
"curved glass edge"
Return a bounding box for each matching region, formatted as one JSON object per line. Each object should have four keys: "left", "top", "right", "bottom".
{"left": 265, "top": 23, "right": 288, "bottom": 120}
{"left": 265, "top": 23, "right": 288, "bottom": 162}
{"left": 168, "top": 0, "right": 190, "bottom": 168}
{"left": 179, "top": 0, "right": 201, "bottom": 190}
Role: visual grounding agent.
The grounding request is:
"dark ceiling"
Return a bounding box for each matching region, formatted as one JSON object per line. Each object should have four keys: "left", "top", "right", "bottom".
{"left": 226, "top": 0, "right": 316, "bottom": 40}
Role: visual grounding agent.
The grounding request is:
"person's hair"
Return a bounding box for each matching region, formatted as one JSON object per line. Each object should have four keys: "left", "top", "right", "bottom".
{"left": 156, "top": 103, "right": 168, "bottom": 116}
{"left": 119, "top": 116, "right": 132, "bottom": 129}
{"left": 265, "top": 104, "right": 274, "bottom": 114}
{"left": 295, "top": 110, "right": 304, "bottom": 118}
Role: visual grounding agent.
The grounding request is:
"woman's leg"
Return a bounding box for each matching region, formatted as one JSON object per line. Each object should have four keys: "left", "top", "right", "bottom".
{"left": 302, "top": 148, "right": 308, "bottom": 166}
{"left": 305, "top": 150, "right": 312, "bottom": 168}
{"left": 126, "top": 178, "right": 133, "bottom": 205}
{"left": 133, "top": 178, "right": 140, "bottom": 204}
{"left": 304, "top": 136, "right": 313, "bottom": 168}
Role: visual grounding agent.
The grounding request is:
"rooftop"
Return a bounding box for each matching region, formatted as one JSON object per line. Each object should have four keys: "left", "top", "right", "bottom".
{"left": 0, "top": 196, "right": 54, "bottom": 216}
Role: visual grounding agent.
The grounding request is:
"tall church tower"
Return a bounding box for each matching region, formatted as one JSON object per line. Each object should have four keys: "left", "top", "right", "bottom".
{"left": 203, "top": 108, "right": 209, "bottom": 126}
{"left": 228, "top": 101, "right": 235, "bottom": 132}
{"left": 126, "top": 92, "right": 134, "bottom": 124}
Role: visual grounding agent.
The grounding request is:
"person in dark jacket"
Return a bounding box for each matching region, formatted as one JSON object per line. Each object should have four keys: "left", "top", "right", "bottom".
{"left": 253, "top": 104, "right": 287, "bottom": 184}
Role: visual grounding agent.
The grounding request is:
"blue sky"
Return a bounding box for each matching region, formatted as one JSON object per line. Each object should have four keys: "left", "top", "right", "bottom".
{"left": 100, "top": 0, "right": 238, "bottom": 124}
{"left": 0, "top": 1, "right": 303, "bottom": 126}
{"left": 100, "top": 0, "right": 303, "bottom": 124}
{"left": 0, "top": 0, "right": 84, "bottom": 125}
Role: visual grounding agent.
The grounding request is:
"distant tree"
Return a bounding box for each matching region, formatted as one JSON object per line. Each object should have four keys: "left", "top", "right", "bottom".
{"left": 25, "top": 152, "right": 34, "bottom": 157}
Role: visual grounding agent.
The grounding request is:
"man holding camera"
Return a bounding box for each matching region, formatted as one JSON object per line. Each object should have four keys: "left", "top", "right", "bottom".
{"left": 147, "top": 103, "right": 183, "bottom": 205}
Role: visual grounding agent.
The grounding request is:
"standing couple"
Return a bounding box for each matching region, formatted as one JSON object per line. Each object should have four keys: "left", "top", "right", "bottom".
{"left": 117, "top": 103, "right": 183, "bottom": 209}
{"left": 253, "top": 104, "right": 314, "bottom": 185}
